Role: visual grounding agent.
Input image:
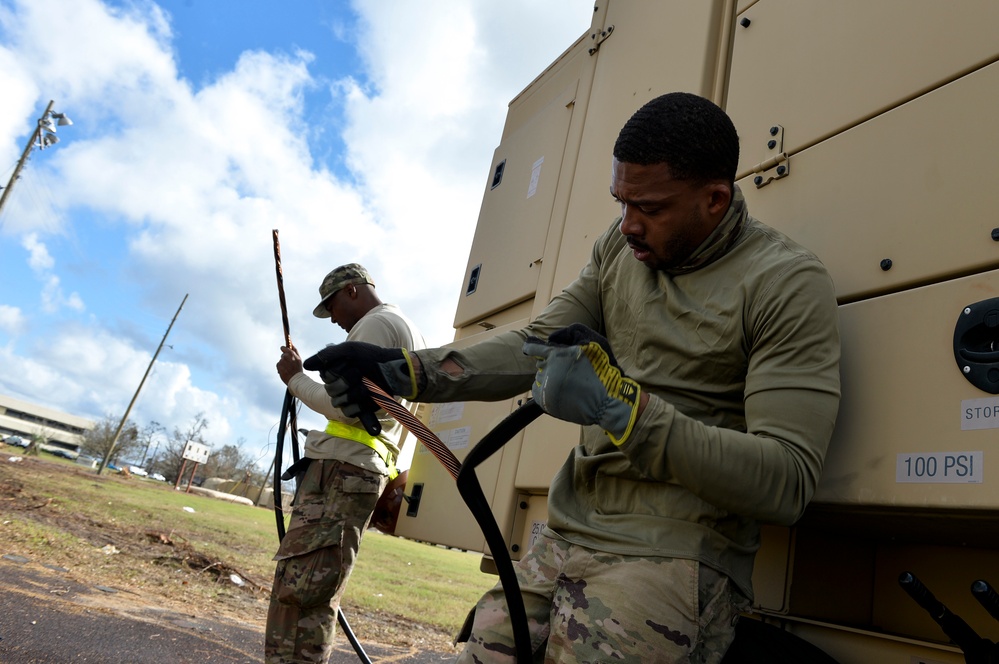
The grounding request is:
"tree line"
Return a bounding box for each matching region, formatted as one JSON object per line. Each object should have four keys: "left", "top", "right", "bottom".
{"left": 80, "top": 412, "right": 269, "bottom": 487}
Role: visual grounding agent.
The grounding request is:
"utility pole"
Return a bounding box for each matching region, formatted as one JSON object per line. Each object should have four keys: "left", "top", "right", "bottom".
{"left": 98, "top": 294, "right": 188, "bottom": 475}
{"left": 0, "top": 100, "right": 72, "bottom": 220}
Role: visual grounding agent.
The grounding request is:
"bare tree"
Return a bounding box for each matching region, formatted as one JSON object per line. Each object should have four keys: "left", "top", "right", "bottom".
{"left": 137, "top": 420, "right": 165, "bottom": 467}
{"left": 81, "top": 414, "right": 139, "bottom": 465}
{"left": 25, "top": 430, "right": 47, "bottom": 456}
{"left": 201, "top": 437, "right": 265, "bottom": 485}
{"left": 148, "top": 413, "right": 209, "bottom": 483}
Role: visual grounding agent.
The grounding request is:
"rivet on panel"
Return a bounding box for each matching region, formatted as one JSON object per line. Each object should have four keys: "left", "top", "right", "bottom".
{"left": 965, "top": 308, "right": 973, "bottom": 315}
{"left": 880, "top": 258, "right": 893, "bottom": 271}
{"left": 767, "top": 140, "right": 776, "bottom": 150}
{"left": 740, "top": 17, "right": 751, "bottom": 27}
{"left": 991, "top": 228, "right": 999, "bottom": 241}
{"left": 753, "top": 175, "right": 763, "bottom": 186}
{"left": 964, "top": 366, "right": 972, "bottom": 374}
{"left": 776, "top": 165, "right": 786, "bottom": 176}
{"left": 769, "top": 126, "right": 779, "bottom": 136}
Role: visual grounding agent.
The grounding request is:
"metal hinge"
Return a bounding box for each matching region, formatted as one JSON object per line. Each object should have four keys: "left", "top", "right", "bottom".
{"left": 751, "top": 125, "right": 789, "bottom": 188}
{"left": 588, "top": 24, "right": 614, "bottom": 55}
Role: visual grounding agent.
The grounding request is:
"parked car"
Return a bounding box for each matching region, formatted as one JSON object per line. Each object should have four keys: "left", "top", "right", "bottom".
{"left": 42, "top": 445, "right": 79, "bottom": 460}
{"left": 150, "top": 473, "right": 166, "bottom": 481}
{"left": 4, "top": 435, "right": 27, "bottom": 448}
{"left": 76, "top": 455, "right": 99, "bottom": 469}
{"left": 128, "top": 466, "right": 149, "bottom": 477}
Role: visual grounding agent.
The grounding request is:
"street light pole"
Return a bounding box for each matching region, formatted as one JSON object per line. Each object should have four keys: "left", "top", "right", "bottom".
{"left": 97, "top": 294, "right": 189, "bottom": 475}
{"left": 0, "top": 100, "right": 72, "bottom": 220}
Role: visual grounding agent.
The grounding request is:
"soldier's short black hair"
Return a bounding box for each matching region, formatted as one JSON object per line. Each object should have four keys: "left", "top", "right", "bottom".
{"left": 613, "top": 92, "right": 739, "bottom": 184}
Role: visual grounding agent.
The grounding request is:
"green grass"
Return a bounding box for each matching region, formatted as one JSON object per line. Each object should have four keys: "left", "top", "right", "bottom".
{"left": 0, "top": 449, "right": 497, "bottom": 641}
{"left": 352, "top": 531, "right": 491, "bottom": 627}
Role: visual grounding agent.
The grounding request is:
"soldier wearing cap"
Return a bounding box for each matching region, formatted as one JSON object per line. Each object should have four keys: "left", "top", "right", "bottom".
{"left": 265, "top": 263, "right": 426, "bottom": 664}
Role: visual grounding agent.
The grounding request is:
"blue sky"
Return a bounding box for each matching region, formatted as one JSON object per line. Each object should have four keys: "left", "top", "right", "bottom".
{"left": 0, "top": 0, "right": 592, "bottom": 468}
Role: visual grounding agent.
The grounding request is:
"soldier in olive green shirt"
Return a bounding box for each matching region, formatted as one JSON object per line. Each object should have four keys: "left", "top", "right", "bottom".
{"left": 305, "top": 93, "right": 840, "bottom": 663}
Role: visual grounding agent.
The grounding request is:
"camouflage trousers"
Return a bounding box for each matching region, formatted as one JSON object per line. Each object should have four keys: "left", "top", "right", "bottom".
{"left": 457, "top": 528, "right": 749, "bottom": 664}
{"left": 265, "top": 459, "right": 387, "bottom": 664}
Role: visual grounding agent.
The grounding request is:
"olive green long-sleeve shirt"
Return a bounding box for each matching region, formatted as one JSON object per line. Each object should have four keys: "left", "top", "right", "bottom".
{"left": 416, "top": 188, "right": 840, "bottom": 597}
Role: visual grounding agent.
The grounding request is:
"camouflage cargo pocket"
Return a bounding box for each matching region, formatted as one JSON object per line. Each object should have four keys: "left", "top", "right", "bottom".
{"left": 272, "top": 545, "right": 344, "bottom": 609}
{"left": 337, "top": 473, "right": 384, "bottom": 525}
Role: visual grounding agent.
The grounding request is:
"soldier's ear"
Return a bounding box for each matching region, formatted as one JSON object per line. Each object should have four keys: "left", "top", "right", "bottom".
{"left": 705, "top": 182, "right": 731, "bottom": 217}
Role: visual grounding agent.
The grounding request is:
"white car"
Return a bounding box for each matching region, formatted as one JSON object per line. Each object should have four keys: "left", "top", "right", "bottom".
{"left": 150, "top": 473, "right": 167, "bottom": 481}
{"left": 128, "top": 466, "right": 149, "bottom": 477}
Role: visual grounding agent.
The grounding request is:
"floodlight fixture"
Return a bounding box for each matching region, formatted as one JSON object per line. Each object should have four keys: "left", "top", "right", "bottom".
{"left": 0, "top": 99, "right": 73, "bottom": 219}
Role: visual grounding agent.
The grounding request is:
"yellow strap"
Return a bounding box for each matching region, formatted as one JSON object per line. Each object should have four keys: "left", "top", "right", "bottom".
{"left": 325, "top": 420, "right": 398, "bottom": 479}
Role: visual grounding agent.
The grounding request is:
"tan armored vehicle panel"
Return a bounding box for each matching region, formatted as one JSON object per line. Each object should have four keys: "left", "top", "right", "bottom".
{"left": 729, "top": 0, "right": 999, "bottom": 181}
{"left": 817, "top": 268, "right": 999, "bottom": 508}
{"left": 453, "top": 40, "right": 586, "bottom": 329}
{"left": 738, "top": 60, "right": 999, "bottom": 303}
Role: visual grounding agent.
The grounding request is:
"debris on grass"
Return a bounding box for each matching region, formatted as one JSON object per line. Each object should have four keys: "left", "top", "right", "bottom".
{"left": 149, "top": 538, "right": 266, "bottom": 593}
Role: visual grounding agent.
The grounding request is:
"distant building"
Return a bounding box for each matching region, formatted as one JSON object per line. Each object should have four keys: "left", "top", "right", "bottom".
{"left": 0, "top": 394, "right": 95, "bottom": 455}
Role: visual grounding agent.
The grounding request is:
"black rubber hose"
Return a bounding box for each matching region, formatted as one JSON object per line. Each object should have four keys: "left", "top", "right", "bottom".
{"left": 274, "top": 389, "right": 292, "bottom": 540}
{"left": 456, "top": 399, "right": 545, "bottom": 663}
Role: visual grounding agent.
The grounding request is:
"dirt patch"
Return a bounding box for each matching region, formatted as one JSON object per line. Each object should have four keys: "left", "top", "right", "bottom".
{"left": 0, "top": 454, "right": 458, "bottom": 655}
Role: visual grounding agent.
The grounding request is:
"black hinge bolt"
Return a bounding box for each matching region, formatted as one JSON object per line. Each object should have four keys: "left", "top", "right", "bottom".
{"left": 753, "top": 175, "right": 763, "bottom": 186}
{"left": 776, "top": 165, "right": 787, "bottom": 176}
{"left": 767, "top": 139, "right": 777, "bottom": 150}
{"left": 769, "top": 126, "right": 779, "bottom": 136}
{"left": 740, "top": 17, "right": 751, "bottom": 27}
{"left": 880, "top": 258, "right": 893, "bottom": 271}
{"left": 991, "top": 228, "right": 999, "bottom": 241}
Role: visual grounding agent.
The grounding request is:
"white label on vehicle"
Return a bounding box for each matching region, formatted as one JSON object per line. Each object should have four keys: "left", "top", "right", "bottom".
{"left": 430, "top": 402, "right": 464, "bottom": 425}
{"left": 527, "top": 156, "right": 544, "bottom": 198}
{"left": 436, "top": 426, "right": 471, "bottom": 451}
{"left": 896, "top": 451, "right": 983, "bottom": 483}
{"left": 449, "top": 426, "right": 471, "bottom": 450}
{"left": 961, "top": 397, "right": 999, "bottom": 430}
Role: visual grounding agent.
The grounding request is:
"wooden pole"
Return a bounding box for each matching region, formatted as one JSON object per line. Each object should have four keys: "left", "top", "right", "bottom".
{"left": 98, "top": 294, "right": 188, "bottom": 475}
{"left": 174, "top": 459, "right": 188, "bottom": 490}
{"left": 185, "top": 462, "right": 199, "bottom": 493}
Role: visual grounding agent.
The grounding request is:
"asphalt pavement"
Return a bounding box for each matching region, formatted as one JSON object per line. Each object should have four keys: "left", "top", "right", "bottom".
{"left": 0, "top": 554, "right": 456, "bottom": 664}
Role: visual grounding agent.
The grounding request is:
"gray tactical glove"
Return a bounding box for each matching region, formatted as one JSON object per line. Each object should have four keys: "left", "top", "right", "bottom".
{"left": 522, "top": 323, "right": 641, "bottom": 446}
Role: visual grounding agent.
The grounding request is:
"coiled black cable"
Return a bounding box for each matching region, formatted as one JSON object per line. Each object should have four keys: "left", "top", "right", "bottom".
{"left": 456, "top": 399, "right": 544, "bottom": 663}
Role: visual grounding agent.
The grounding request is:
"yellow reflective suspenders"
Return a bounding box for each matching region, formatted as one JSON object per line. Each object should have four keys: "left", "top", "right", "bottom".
{"left": 325, "top": 420, "right": 398, "bottom": 479}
